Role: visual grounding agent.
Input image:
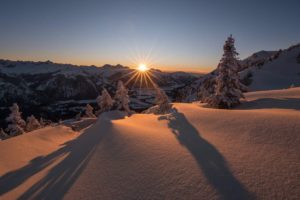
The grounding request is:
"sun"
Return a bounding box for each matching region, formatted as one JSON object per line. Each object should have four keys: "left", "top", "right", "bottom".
{"left": 137, "top": 64, "right": 149, "bottom": 72}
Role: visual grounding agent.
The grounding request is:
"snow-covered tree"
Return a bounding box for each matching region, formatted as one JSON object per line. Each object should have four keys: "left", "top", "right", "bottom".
{"left": 114, "top": 81, "right": 131, "bottom": 113}
{"left": 206, "top": 35, "right": 246, "bottom": 108}
{"left": 97, "top": 88, "right": 113, "bottom": 114}
{"left": 84, "top": 104, "right": 96, "bottom": 118}
{"left": 6, "top": 103, "right": 26, "bottom": 135}
{"left": 26, "top": 115, "right": 41, "bottom": 132}
{"left": 154, "top": 85, "right": 172, "bottom": 114}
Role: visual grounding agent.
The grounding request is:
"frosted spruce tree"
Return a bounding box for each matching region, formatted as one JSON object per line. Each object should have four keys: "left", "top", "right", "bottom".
{"left": 84, "top": 104, "right": 96, "bottom": 118}
{"left": 26, "top": 115, "right": 41, "bottom": 132}
{"left": 206, "top": 35, "right": 245, "bottom": 108}
{"left": 114, "top": 81, "right": 131, "bottom": 113}
{"left": 154, "top": 85, "right": 172, "bottom": 114}
{"left": 96, "top": 88, "right": 113, "bottom": 114}
{"left": 6, "top": 103, "right": 26, "bottom": 135}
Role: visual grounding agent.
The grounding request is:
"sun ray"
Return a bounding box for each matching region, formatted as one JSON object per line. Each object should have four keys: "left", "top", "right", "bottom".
{"left": 147, "top": 71, "right": 160, "bottom": 83}
{"left": 144, "top": 72, "right": 156, "bottom": 88}
{"left": 144, "top": 73, "right": 149, "bottom": 88}
{"left": 124, "top": 70, "right": 139, "bottom": 86}
{"left": 140, "top": 72, "right": 145, "bottom": 90}
{"left": 132, "top": 72, "right": 142, "bottom": 88}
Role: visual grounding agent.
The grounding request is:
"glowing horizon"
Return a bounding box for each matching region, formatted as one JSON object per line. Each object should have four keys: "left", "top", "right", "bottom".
{"left": 0, "top": 1, "right": 299, "bottom": 73}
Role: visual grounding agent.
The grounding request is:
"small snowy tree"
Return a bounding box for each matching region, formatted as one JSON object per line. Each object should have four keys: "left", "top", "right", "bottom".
{"left": 26, "top": 115, "right": 41, "bottom": 132}
{"left": 114, "top": 81, "right": 131, "bottom": 113}
{"left": 6, "top": 103, "right": 26, "bottom": 135}
{"left": 84, "top": 104, "right": 96, "bottom": 118}
{"left": 154, "top": 85, "right": 172, "bottom": 114}
{"left": 206, "top": 35, "right": 246, "bottom": 108}
{"left": 97, "top": 88, "right": 113, "bottom": 114}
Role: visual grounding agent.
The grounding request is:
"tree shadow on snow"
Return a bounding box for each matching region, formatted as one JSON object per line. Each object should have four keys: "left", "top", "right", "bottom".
{"left": 159, "top": 109, "right": 255, "bottom": 200}
{"left": 237, "top": 98, "right": 300, "bottom": 111}
{"left": 0, "top": 112, "right": 122, "bottom": 200}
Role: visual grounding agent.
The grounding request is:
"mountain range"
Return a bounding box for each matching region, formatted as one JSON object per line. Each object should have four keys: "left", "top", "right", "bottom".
{"left": 0, "top": 43, "right": 299, "bottom": 128}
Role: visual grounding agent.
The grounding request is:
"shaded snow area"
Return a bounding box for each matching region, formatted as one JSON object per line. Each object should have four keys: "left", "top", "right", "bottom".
{"left": 1, "top": 88, "right": 300, "bottom": 200}
{"left": 241, "top": 45, "right": 300, "bottom": 91}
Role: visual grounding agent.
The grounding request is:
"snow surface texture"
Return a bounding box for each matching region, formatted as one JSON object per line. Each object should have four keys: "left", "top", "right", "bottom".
{"left": 0, "top": 88, "right": 299, "bottom": 200}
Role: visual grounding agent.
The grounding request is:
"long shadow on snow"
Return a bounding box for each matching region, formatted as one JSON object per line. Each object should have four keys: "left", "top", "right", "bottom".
{"left": 159, "top": 109, "right": 255, "bottom": 200}
{"left": 0, "top": 113, "right": 122, "bottom": 200}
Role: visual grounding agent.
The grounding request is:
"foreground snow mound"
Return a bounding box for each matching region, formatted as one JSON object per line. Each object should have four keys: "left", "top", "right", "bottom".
{"left": 0, "top": 88, "right": 299, "bottom": 199}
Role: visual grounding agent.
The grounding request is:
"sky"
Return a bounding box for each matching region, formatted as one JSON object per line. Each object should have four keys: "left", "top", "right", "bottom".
{"left": 0, "top": 0, "right": 299, "bottom": 72}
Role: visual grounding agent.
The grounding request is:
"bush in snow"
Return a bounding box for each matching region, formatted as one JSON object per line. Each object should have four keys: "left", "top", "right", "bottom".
{"left": 26, "top": 115, "right": 41, "bottom": 132}
{"left": 206, "top": 35, "right": 246, "bottom": 108}
{"left": 272, "top": 49, "right": 282, "bottom": 60}
{"left": 75, "top": 112, "right": 82, "bottom": 121}
{"left": 96, "top": 88, "right": 113, "bottom": 115}
{"left": 39, "top": 117, "right": 46, "bottom": 127}
{"left": 154, "top": 85, "right": 172, "bottom": 114}
{"left": 0, "top": 129, "right": 9, "bottom": 140}
{"left": 114, "top": 81, "right": 131, "bottom": 114}
{"left": 5, "top": 103, "right": 26, "bottom": 136}
{"left": 84, "top": 104, "right": 96, "bottom": 118}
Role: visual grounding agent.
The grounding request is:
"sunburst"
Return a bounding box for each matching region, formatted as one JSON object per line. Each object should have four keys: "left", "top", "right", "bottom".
{"left": 123, "top": 63, "right": 157, "bottom": 90}
{"left": 121, "top": 46, "right": 161, "bottom": 90}
{"left": 137, "top": 64, "right": 149, "bottom": 72}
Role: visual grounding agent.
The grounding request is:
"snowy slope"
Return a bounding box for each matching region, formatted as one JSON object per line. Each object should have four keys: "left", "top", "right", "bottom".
{"left": 241, "top": 44, "right": 300, "bottom": 91}
{"left": 241, "top": 50, "right": 276, "bottom": 69}
{"left": 0, "top": 88, "right": 299, "bottom": 200}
